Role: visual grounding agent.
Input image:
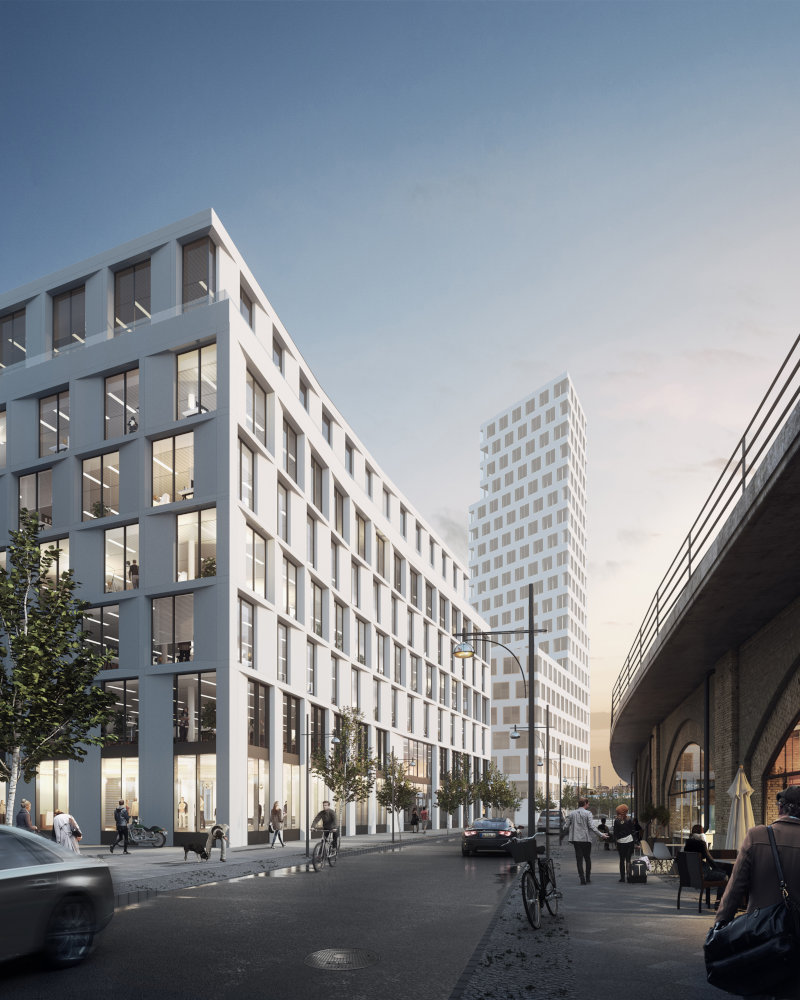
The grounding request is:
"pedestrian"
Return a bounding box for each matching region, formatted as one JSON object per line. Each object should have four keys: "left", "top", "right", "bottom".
{"left": 15, "top": 798, "right": 37, "bottom": 832}
{"left": 597, "top": 815, "right": 611, "bottom": 850}
{"left": 411, "top": 807, "right": 420, "bottom": 833}
{"left": 110, "top": 799, "right": 130, "bottom": 854}
{"left": 612, "top": 804, "right": 640, "bottom": 882}
{"left": 565, "top": 796, "right": 607, "bottom": 884}
{"left": 715, "top": 785, "right": 800, "bottom": 996}
{"left": 420, "top": 805, "right": 429, "bottom": 833}
{"left": 683, "top": 824, "right": 730, "bottom": 904}
{"left": 53, "top": 808, "right": 82, "bottom": 853}
{"left": 270, "top": 800, "right": 285, "bottom": 847}
{"left": 204, "top": 822, "right": 229, "bottom": 861}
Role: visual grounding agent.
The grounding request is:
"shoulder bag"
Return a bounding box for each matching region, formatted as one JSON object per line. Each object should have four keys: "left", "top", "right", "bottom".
{"left": 704, "top": 826, "right": 800, "bottom": 996}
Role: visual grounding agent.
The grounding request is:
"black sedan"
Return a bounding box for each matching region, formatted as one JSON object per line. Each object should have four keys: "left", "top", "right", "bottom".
{"left": 0, "top": 825, "right": 115, "bottom": 967}
{"left": 461, "top": 818, "right": 519, "bottom": 856}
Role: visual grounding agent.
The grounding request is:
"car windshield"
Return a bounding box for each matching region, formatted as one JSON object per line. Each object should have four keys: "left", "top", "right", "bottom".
{"left": 0, "top": 828, "right": 64, "bottom": 870}
{"left": 470, "top": 820, "right": 509, "bottom": 830}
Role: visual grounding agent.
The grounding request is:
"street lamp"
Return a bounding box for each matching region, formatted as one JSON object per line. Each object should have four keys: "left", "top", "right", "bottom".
{"left": 453, "top": 583, "right": 547, "bottom": 834}
{"left": 304, "top": 713, "right": 339, "bottom": 858}
{"left": 509, "top": 706, "right": 552, "bottom": 863}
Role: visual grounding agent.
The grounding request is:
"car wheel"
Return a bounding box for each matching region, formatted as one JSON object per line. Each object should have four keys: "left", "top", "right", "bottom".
{"left": 43, "top": 896, "right": 95, "bottom": 968}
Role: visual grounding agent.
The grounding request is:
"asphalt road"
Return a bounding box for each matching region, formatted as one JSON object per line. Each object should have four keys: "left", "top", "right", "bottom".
{"left": 0, "top": 839, "right": 514, "bottom": 1000}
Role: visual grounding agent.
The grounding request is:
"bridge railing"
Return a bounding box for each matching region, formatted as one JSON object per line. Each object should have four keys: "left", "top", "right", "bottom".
{"left": 611, "top": 332, "right": 800, "bottom": 725}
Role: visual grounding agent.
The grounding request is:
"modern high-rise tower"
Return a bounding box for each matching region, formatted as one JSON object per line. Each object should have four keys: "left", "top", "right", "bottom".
{"left": 468, "top": 374, "right": 589, "bottom": 820}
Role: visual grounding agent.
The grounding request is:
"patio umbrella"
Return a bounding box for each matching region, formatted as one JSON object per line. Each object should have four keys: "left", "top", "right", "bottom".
{"left": 726, "top": 765, "right": 756, "bottom": 850}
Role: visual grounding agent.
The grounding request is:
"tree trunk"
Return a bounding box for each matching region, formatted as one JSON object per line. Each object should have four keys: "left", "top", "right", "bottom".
{"left": 5, "top": 747, "right": 21, "bottom": 826}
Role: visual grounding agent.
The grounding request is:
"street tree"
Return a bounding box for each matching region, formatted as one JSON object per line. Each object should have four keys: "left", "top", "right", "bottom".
{"left": 560, "top": 782, "right": 579, "bottom": 811}
{"left": 310, "top": 706, "right": 378, "bottom": 837}
{"left": 476, "top": 762, "right": 521, "bottom": 816}
{"left": 435, "top": 755, "right": 475, "bottom": 824}
{"left": 0, "top": 511, "right": 116, "bottom": 824}
{"left": 375, "top": 751, "right": 417, "bottom": 840}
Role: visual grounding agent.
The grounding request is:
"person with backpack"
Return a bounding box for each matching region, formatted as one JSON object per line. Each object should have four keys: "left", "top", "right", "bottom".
{"left": 110, "top": 799, "right": 130, "bottom": 854}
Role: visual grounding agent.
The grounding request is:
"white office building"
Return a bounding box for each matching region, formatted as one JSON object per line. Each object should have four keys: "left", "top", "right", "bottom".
{"left": 468, "top": 374, "right": 589, "bottom": 820}
{"left": 0, "top": 209, "right": 491, "bottom": 845}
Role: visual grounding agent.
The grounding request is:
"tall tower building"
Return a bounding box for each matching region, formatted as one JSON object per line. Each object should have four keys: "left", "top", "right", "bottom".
{"left": 468, "top": 374, "right": 589, "bottom": 820}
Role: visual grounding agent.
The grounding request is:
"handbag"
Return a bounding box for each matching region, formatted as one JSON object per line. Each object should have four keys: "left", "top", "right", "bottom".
{"left": 704, "top": 826, "right": 800, "bottom": 996}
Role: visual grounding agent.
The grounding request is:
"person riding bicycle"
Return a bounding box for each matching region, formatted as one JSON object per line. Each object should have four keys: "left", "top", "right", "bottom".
{"left": 312, "top": 800, "right": 339, "bottom": 849}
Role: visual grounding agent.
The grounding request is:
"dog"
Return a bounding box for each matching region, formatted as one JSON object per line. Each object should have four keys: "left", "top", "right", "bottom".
{"left": 183, "top": 843, "right": 210, "bottom": 862}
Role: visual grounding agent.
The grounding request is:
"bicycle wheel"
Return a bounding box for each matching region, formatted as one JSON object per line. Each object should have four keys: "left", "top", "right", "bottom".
{"left": 312, "top": 840, "right": 325, "bottom": 872}
{"left": 542, "top": 858, "right": 559, "bottom": 916}
{"left": 327, "top": 843, "right": 338, "bottom": 867}
{"left": 521, "top": 869, "right": 541, "bottom": 929}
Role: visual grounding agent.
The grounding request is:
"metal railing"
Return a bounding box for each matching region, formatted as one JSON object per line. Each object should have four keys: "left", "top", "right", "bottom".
{"left": 611, "top": 332, "right": 800, "bottom": 724}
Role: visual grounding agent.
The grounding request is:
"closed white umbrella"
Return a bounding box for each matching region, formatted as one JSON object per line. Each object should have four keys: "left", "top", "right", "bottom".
{"left": 726, "top": 765, "right": 756, "bottom": 850}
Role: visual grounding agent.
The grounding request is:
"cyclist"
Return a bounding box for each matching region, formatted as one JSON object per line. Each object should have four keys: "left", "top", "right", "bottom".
{"left": 312, "top": 800, "right": 339, "bottom": 848}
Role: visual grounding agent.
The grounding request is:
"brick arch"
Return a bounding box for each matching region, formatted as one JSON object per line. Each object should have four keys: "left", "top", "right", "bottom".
{"left": 746, "top": 654, "right": 800, "bottom": 822}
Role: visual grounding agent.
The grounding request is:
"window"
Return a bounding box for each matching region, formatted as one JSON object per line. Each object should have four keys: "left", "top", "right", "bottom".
{"left": 245, "top": 372, "right": 267, "bottom": 445}
{"left": 365, "top": 468, "right": 373, "bottom": 498}
{"left": 374, "top": 580, "right": 382, "bottom": 624}
{"left": 310, "top": 581, "right": 323, "bottom": 637}
{"left": 244, "top": 525, "right": 267, "bottom": 597}
{"left": 394, "top": 553, "right": 403, "bottom": 593}
{"left": 283, "top": 694, "right": 300, "bottom": 753}
{"left": 248, "top": 680, "right": 269, "bottom": 747}
{"left": 322, "top": 413, "right": 332, "bottom": 445}
{"left": 334, "top": 601, "right": 345, "bottom": 651}
{"left": 239, "top": 597, "right": 254, "bottom": 664}
{"left": 177, "top": 344, "right": 217, "bottom": 416}
{"left": 334, "top": 488, "right": 344, "bottom": 537}
{"left": 39, "top": 391, "right": 70, "bottom": 456}
{"left": 283, "top": 421, "right": 298, "bottom": 483}
{"left": 19, "top": 469, "right": 53, "bottom": 525}
{"left": 356, "top": 618, "right": 367, "bottom": 665}
{"left": 82, "top": 452, "right": 120, "bottom": 520}
{"left": 410, "top": 569, "right": 419, "bottom": 608}
{"left": 400, "top": 507, "right": 407, "bottom": 537}
{"left": 426, "top": 664, "right": 433, "bottom": 698}
{"left": 82, "top": 604, "right": 120, "bottom": 669}
{"left": 376, "top": 631, "right": 386, "bottom": 675}
{"left": 351, "top": 667, "right": 360, "bottom": 709}
{"left": 102, "top": 678, "right": 139, "bottom": 743}
{"left": 239, "top": 440, "right": 254, "bottom": 509}
{"left": 0, "top": 308, "right": 26, "bottom": 368}
{"left": 407, "top": 695, "right": 414, "bottom": 733}
{"left": 52, "top": 286, "right": 85, "bottom": 352}
{"left": 105, "top": 369, "right": 139, "bottom": 438}
{"left": 152, "top": 433, "right": 193, "bottom": 504}
{"left": 182, "top": 237, "right": 216, "bottom": 306}
{"left": 0, "top": 410, "right": 5, "bottom": 467}
{"left": 240, "top": 286, "right": 253, "bottom": 328}
{"left": 277, "top": 483, "right": 289, "bottom": 542}
{"left": 278, "top": 623, "right": 289, "bottom": 682}
{"left": 394, "top": 643, "right": 402, "bottom": 683}
{"left": 331, "top": 656, "right": 339, "bottom": 703}
{"left": 273, "top": 338, "right": 284, "bottom": 373}
{"left": 351, "top": 560, "right": 360, "bottom": 608}
{"left": 373, "top": 679, "right": 380, "bottom": 721}
{"left": 425, "top": 583, "right": 434, "bottom": 619}
{"left": 310, "top": 457, "right": 323, "bottom": 511}
{"left": 104, "top": 523, "right": 139, "bottom": 592}
{"left": 282, "top": 557, "right": 297, "bottom": 618}
{"left": 345, "top": 441, "right": 354, "bottom": 475}
{"left": 376, "top": 536, "right": 387, "bottom": 579}
{"left": 306, "top": 642, "right": 316, "bottom": 695}
{"left": 331, "top": 541, "right": 340, "bottom": 590}
{"left": 115, "top": 260, "right": 151, "bottom": 331}
{"left": 41, "top": 537, "right": 70, "bottom": 582}
{"left": 299, "top": 380, "right": 309, "bottom": 410}
{"left": 177, "top": 508, "right": 216, "bottom": 581}
{"left": 383, "top": 488, "right": 391, "bottom": 518}
{"left": 152, "top": 593, "right": 194, "bottom": 664}
{"left": 174, "top": 672, "right": 217, "bottom": 744}
{"left": 416, "top": 523, "right": 422, "bottom": 552}
{"left": 355, "top": 513, "right": 367, "bottom": 559}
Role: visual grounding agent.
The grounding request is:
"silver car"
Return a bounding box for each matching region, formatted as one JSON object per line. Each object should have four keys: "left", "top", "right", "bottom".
{"left": 0, "top": 825, "right": 114, "bottom": 967}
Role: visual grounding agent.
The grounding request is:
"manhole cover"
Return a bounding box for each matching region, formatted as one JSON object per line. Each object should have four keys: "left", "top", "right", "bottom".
{"left": 304, "top": 948, "right": 380, "bottom": 970}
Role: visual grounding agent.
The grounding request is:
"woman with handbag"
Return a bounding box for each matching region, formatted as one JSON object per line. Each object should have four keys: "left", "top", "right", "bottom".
{"left": 270, "top": 801, "right": 285, "bottom": 848}
{"left": 612, "top": 804, "right": 639, "bottom": 882}
{"left": 709, "top": 785, "right": 800, "bottom": 997}
{"left": 52, "top": 808, "right": 82, "bottom": 854}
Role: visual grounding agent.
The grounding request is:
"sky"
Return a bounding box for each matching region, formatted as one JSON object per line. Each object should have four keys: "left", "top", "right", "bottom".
{"left": 3, "top": 0, "right": 800, "bottom": 784}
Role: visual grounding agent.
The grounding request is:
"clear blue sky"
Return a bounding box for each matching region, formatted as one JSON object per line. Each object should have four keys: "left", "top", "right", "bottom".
{"left": 4, "top": 0, "right": 800, "bottom": 779}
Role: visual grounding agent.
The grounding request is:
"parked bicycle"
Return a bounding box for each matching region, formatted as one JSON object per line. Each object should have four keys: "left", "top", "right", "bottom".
{"left": 312, "top": 829, "right": 338, "bottom": 871}
{"left": 510, "top": 837, "right": 560, "bottom": 929}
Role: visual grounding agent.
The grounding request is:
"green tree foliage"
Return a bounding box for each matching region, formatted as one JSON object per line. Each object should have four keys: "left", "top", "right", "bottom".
{"left": 0, "top": 511, "right": 116, "bottom": 824}
{"left": 560, "top": 783, "right": 579, "bottom": 811}
{"left": 534, "top": 788, "right": 558, "bottom": 812}
{"left": 435, "top": 755, "right": 475, "bottom": 819}
{"left": 310, "top": 706, "right": 378, "bottom": 831}
{"left": 375, "top": 751, "right": 417, "bottom": 816}
{"left": 476, "top": 762, "right": 522, "bottom": 815}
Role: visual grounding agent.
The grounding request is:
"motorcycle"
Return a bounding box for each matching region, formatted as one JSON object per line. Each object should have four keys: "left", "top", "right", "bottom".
{"left": 127, "top": 822, "right": 167, "bottom": 848}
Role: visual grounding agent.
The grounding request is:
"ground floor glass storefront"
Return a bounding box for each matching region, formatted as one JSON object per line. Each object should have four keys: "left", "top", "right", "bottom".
{"left": 247, "top": 756, "right": 269, "bottom": 836}
{"left": 668, "top": 742, "right": 715, "bottom": 835}
{"left": 101, "top": 757, "right": 139, "bottom": 829}
{"left": 35, "top": 759, "right": 70, "bottom": 831}
{"left": 174, "top": 754, "right": 217, "bottom": 831}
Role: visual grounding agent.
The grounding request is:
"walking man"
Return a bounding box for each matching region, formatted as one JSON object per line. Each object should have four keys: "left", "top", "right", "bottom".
{"left": 565, "top": 797, "right": 607, "bottom": 884}
{"left": 111, "top": 799, "right": 130, "bottom": 854}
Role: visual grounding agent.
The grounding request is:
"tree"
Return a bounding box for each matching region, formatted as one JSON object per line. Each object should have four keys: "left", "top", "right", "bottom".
{"left": 560, "top": 782, "right": 579, "bottom": 811}
{"left": 0, "top": 511, "right": 116, "bottom": 824}
{"left": 435, "top": 755, "right": 475, "bottom": 823}
{"left": 534, "top": 788, "right": 558, "bottom": 813}
{"left": 375, "top": 751, "right": 417, "bottom": 840}
{"left": 310, "top": 706, "right": 377, "bottom": 836}
{"left": 476, "top": 762, "right": 522, "bottom": 815}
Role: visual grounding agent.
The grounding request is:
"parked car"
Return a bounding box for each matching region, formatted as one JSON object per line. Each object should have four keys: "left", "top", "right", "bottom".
{"left": 0, "top": 825, "right": 114, "bottom": 967}
{"left": 536, "top": 809, "right": 567, "bottom": 836}
{"left": 461, "top": 818, "right": 519, "bottom": 856}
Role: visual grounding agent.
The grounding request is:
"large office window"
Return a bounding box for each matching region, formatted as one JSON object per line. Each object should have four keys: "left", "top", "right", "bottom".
{"left": 177, "top": 344, "right": 217, "bottom": 416}
{"left": 153, "top": 433, "right": 194, "bottom": 504}
{"left": 177, "top": 508, "right": 216, "bottom": 581}
{"left": 245, "top": 372, "right": 267, "bottom": 445}
{"left": 239, "top": 597, "right": 254, "bottom": 665}
{"left": 102, "top": 678, "right": 139, "bottom": 744}
{"left": 152, "top": 593, "right": 194, "bottom": 664}
{"left": 282, "top": 558, "right": 297, "bottom": 618}
{"left": 0, "top": 308, "right": 26, "bottom": 368}
{"left": 53, "top": 286, "right": 85, "bottom": 352}
{"left": 244, "top": 525, "right": 267, "bottom": 597}
{"left": 248, "top": 680, "right": 269, "bottom": 748}
{"left": 182, "top": 237, "right": 216, "bottom": 307}
{"left": 105, "top": 369, "right": 140, "bottom": 439}
{"left": 82, "top": 604, "right": 120, "bottom": 669}
{"left": 83, "top": 452, "right": 120, "bottom": 521}
{"left": 283, "top": 421, "right": 298, "bottom": 483}
{"left": 41, "top": 537, "right": 70, "bottom": 582}
{"left": 39, "top": 391, "right": 70, "bottom": 456}
{"left": 174, "top": 672, "right": 217, "bottom": 744}
{"left": 240, "top": 440, "right": 254, "bottom": 510}
{"left": 104, "top": 524, "right": 139, "bottom": 593}
{"left": 283, "top": 694, "right": 300, "bottom": 754}
{"left": 19, "top": 469, "right": 53, "bottom": 525}
{"left": 114, "top": 260, "right": 151, "bottom": 331}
